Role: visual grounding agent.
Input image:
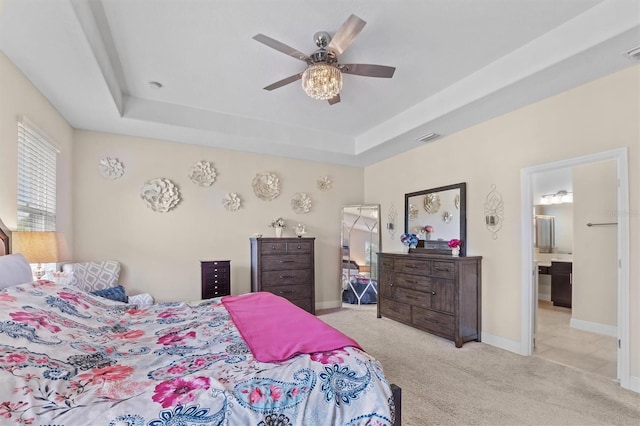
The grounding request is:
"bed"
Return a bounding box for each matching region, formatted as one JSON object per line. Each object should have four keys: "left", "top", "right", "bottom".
{"left": 0, "top": 222, "right": 400, "bottom": 425}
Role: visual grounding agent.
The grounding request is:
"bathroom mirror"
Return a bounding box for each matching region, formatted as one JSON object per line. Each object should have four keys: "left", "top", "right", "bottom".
{"left": 341, "top": 204, "right": 380, "bottom": 306}
{"left": 405, "top": 182, "right": 467, "bottom": 256}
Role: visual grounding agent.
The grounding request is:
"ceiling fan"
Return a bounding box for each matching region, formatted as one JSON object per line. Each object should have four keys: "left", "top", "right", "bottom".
{"left": 253, "top": 14, "right": 396, "bottom": 105}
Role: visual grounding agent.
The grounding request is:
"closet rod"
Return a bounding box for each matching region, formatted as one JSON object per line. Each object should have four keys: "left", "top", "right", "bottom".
{"left": 586, "top": 222, "right": 618, "bottom": 227}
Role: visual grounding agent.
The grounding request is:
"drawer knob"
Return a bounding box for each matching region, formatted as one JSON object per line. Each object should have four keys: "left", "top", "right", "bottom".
{"left": 271, "top": 246, "right": 277, "bottom": 250}
{"left": 431, "top": 291, "right": 436, "bottom": 295}
{"left": 278, "top": 290, "right": 294, "bottom": 295}
{"left": 280, "top": 260, "right": 294, "bottom": 263}
{"left": 280, "top": 275, "right": 294, "bottom": 279}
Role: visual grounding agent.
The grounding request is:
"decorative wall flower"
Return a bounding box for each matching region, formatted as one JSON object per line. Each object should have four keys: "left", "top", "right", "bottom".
{"left": 291, "top": 192, "right": 311, "bottom": 213}
{"left": 317, "top": 175, "right": 332, "bottom": 191}
{"left": 188, "top": 160, "right": 216, "bottom": 186}
{"left": 253, "top": 172, "right": 280, "bottom": 201}
{"left": 140, "top": 178, "right": 181, "bottom": 213}
{"left": 223, "top": 193, "right": 241, "bottom": 211}
{"left": 98, "top": 158, "right": 124, "bottom": 180}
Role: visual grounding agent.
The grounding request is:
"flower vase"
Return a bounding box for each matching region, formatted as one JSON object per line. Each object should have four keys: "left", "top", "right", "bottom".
{"left": 402, "top": 245, "right": 410, "bottom": 253}
{"left": 275, "top": 227, "right": 283, "bottom": 238}
{"left": 451, "top": 247, "right": 460, "bottom": 257}
{"left": 426, "top": 233, "right": 432, "bottom": 241}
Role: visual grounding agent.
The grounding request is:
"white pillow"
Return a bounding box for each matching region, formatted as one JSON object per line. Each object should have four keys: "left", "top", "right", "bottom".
{"left": 128, "top": 292, "right": 155, "bottom": 306}
{"left": 0, "top": 254, "right": 34, "bottom": 289}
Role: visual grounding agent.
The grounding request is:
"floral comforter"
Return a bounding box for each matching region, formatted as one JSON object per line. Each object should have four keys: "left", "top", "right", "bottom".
{"left": 0, "top": 281, "right": 394, "bottom": 425}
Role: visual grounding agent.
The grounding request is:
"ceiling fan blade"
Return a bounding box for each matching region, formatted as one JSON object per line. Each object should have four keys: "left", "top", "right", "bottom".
{"left": 341, "top": 64, "right": 396, "bottom": 78}
{"left": 263, "top": 73, "right": 303, "bottom": 91}
{"left": 328, "top": 94, "right": 341, "bottom": 105}
{"left": 327, "top": 14, "right": 366, "bottom": 56}
{"left": 253, "top": 34, "right": 310, "bottom": 63}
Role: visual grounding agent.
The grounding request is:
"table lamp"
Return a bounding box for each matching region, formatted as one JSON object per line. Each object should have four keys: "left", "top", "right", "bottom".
{"left": 12, "top": 231, "right": 64, "bottom": 279}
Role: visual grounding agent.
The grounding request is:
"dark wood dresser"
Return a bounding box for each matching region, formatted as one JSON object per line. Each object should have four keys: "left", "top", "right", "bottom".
{"left": 250, "top": 237, "right": 315, "bottom": 314}
{"left": 377, "top": 251, "right": 482, "bottom": 347}
{"left": 201, "top": 260, "right": 231, "bottom": 299}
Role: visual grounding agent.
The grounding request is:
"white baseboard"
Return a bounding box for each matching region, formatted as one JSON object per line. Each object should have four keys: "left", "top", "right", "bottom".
{"left": 481, "top": 332, "right": 524, "bottom": 355}
{"left": 627, "top": 375, "right": 640, "bottom": 393}
{"left": 570, "top": 318, "right": 617, "bottom": 337}
{"left": 315, "top": 299, "right": 342, "bottom": 310}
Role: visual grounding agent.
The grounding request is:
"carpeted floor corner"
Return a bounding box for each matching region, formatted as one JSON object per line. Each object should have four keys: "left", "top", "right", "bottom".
{"left": 318, "top": 306, "right": 640, "bottom": 426}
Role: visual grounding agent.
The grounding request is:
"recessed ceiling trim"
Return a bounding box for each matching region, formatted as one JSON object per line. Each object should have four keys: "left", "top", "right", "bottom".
{"left": 70, "top": 0, "right": 129, "bottom": 116}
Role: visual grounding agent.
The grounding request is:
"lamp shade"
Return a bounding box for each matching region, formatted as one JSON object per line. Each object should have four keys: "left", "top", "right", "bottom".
{"left": 12, "top": 231, "right": 64, "bottom": 263}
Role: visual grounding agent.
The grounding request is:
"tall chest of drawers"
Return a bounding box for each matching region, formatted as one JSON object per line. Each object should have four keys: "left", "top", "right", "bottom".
{"left": 201, "top": 260, "right": 231, "bottom": 299}
{"left": 377, "top": 252, "right": 482, "bottom": 348}
{"left": 250, "top": 237, "right": 315, "bottom": 314}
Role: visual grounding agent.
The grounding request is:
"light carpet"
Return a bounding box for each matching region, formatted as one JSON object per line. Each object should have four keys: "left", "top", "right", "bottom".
{"left": 318, "top": 305, "right": 640, "bottom": 426}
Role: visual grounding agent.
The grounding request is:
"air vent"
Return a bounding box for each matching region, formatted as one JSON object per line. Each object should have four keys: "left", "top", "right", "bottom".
{"left": 416, "top": 132, "right": 441, "bottom": 143}
{"left": 624, "top": 46, "right": 640, "bottom": 61}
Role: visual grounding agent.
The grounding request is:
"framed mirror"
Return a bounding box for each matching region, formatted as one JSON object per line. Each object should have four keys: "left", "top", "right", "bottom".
{"left": 341, "top": 205, "right": 380, "bottom": 307}
{"left": 404, "top": 182, "right": 467, "bottom": 256}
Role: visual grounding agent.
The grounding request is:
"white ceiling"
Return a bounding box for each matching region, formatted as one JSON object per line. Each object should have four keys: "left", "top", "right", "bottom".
{"left": 0, "top": 0, "right": 638, "bottom": 166}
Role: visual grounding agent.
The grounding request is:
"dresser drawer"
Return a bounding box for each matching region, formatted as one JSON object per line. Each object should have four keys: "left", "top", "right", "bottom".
{"left": 263, "top": 283, "right": 312, "bottom": 300}
{"left": 380, "top": 297, "right": 411, "bottom": 323}
{"left": 287, "top": 241, "right": 312, "bottom": 254}
{"left": 288, "top": 298, "right": 313, "bottom": 313}
{"left": 394, "top": 272, "right": 431, "bottom": 291}
{"left": 432, "top": 261, "right": 455, "bottom": 279}
{"left": 261, "top": 255, "right": 312, "bottom": 271}
{"left": 261, "top": 269, "right": 312, "bottom": 286}
{"left": 394, "top": 258, "right": 427, "bottom": 274}
{"left": 261, "top": 242, "right": 288, "bottom": 254}
{"left": 394, "top": 287, "right": 431, "bottom": 307}
{"left": 203, "top": 283, "right": 230, "bottom": 298}
{"left": 380, "top": 256, "right": 395, "bottom": 270}
{"left": 412, "top": 306, "right": 455, "bottom": 337}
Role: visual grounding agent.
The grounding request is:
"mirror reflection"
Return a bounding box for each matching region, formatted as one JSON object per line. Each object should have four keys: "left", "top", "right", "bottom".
{"left": 405, "top": 182, "right": 467, "bottom": 255}
{"left": 341, "top": 205, "right": 380, "bottom": 307}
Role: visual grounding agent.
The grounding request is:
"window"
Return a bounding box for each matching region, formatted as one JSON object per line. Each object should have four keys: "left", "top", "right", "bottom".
{"left": 17, "top": 117, "right": 58, "bottom": 232}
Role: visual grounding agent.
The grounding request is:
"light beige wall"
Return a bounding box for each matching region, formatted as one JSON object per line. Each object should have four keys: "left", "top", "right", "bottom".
{"left": 0, "top": 51, "right": 74, "bottom": 251}
{"left": 364, "top": 65, "right": 639, "bottom": 377}
{"left": 572, "top": 160, "right": 617, "bottom": 327}
{"left": 72, "top": 130, "right": 363, "bottom": 305}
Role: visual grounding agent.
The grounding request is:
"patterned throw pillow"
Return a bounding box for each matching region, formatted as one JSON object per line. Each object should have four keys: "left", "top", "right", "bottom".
{"left": 62, "top": 261, "right": 120, "bottom": 292}
{"left": 90, "top": 285, "right": 128, "bottom": 303}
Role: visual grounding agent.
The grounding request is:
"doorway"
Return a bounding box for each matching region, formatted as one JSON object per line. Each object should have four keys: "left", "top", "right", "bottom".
{"left": 520, "top": 148, "right": 631, "bottom": 390}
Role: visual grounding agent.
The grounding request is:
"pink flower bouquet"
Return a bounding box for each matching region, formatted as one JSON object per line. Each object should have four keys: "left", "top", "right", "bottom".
{"left": 448, "top": 239, "right": 462, "bottom": 249}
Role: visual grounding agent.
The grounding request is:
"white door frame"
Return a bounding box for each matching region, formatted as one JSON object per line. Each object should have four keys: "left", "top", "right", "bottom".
{"left": 520, "top": 147, "right": 630, "bottom": 390}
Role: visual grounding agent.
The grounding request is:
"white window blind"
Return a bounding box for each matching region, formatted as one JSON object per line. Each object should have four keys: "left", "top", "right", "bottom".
{"left": 17, "top": 118, "right": 58, "bottom": 231}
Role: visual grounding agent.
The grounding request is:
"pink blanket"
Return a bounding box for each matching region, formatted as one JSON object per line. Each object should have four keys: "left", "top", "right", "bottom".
{"left": 222, "top": 292, "right": 362, "bottom": 362}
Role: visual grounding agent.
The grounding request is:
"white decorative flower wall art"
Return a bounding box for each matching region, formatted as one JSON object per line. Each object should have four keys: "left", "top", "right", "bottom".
{"left": 252, "top": 172, "right": 280, "bottom": 201}
{"left": 223, "top": 193, "right": 242, "bottom": 212}
{"left": 317, "top": 175, "right": 332, "bottom": 191}
{"left": 189, "top": 160, "right": 216, "bottom": 186}
{"left": 99, "top": 158, "right": 124, "bottom": 180}
{"left": 291, "top": 192, "right": 311, "bottom": 214}
{"left": 140, "top": 178, "right": 181, "bottom": 213}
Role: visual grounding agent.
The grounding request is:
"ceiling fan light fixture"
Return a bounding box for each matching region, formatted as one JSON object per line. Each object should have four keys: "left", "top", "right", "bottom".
{"left": 301, "top": 63, "right": 342, "bottom": 100}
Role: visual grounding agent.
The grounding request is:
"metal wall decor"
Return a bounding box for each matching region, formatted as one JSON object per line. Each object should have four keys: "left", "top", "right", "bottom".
{"left": 317, "top": 175, "right": 332, "bottom": 191}
{"left": 140, "top": 178, "right": 181, "bottom": 213}
{"left": 424, "top": 193, "right": 441, "bottom": 213}
{"left": 223, "top": 193, "right": 242, "bottom": 211}
{"left": 387, "top": 203, "right": 398, "bottom": 239}
{"left": 291, "top": 192, "right": 312, "bottom": 213}
{"left": 98, "top": 157, "right": 124, "bottom": 180}
{"left": 484, "top": 184, "right": 504, "bottom": 239}
{"left": 189, "top": 160, "right": 216, "bottom": 186}
{"left": 252, "top": 172, "right": 280, "bottom": 201}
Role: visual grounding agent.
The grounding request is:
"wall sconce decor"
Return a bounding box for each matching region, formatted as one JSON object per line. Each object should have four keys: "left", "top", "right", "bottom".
{"left": 484, "top": 184, "right": 504, "bottom": 240}
{"left": 387, "top": 203, "right": 398, "bottom": 239}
